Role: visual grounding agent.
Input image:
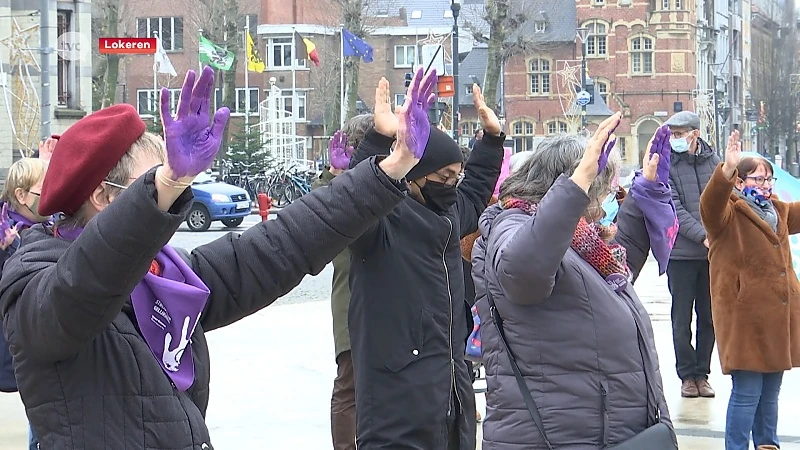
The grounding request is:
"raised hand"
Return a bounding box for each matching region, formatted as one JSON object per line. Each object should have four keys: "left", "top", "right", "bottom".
{"left": 397, "top": 66, "right": 437, "bottom": 158}
{"left": 472, "top": 84, "right": 502, "bottom": 137}
{"left": 374, "top": 77, "right": 399, "bottom": 137}
{"left": 329, "top": 130, "right": 354, "bottom": 170}
{"left": 722, "top": 130, "right": 741, "bottom": 178}
{"left": 642, "top": 150, "right": 660, "bottom": 182}
{"left": 0, "top": 204, "right": 17, "bottom": 251}
{"left": 161, "top": 67, "right": 231, "bottom": 180}
{"left": 37, "top": 136, "right": 58, "bottom": 162}
{"left": 571, "top": 112, "right": 622, "bottom": 192}
{"left": 646, "top": 125, "right": 671, "bottom": 184}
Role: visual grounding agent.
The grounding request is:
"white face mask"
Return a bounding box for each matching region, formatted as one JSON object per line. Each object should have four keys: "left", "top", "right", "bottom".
{"left": 670, "top": 137, "right": 690, "bottom": 153}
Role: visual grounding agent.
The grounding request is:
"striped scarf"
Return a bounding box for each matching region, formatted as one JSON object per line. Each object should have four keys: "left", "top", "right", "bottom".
{"left": 502, "top": 197, "right": 631, "bottom": 292}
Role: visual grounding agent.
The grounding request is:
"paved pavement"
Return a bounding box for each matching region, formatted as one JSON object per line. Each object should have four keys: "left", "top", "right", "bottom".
{"left": 2, "top": 215, "right": 800, "bottom": 449}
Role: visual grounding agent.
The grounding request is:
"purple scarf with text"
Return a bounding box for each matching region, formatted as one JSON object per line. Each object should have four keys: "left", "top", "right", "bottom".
{"left": 55, "top": 226, "right": 210, "bottom": 391}
{"left": 628, "top": 172, "right": 679, "bottom": 275}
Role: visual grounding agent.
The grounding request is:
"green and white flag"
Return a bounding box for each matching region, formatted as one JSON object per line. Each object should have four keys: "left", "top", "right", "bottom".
{"left": 199, "top": 35, "right": 234, "bottom": 71}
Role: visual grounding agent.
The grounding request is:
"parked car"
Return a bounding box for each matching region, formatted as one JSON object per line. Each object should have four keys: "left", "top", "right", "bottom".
{"left": 187, "top": 172, "right": 251, "bottom": 232}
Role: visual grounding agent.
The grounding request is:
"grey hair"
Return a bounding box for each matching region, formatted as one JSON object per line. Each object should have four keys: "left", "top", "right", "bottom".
{"left": 342, "top": 114, "right": 375, "bottom": 149}
{"left": 500, "top": 134, "right": 621, "bottom": 204}
{"left": 57, "top": 132, "right": 166, "bottom": 228}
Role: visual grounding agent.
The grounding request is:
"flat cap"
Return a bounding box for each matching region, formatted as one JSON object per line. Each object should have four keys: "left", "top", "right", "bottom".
{"left": 665, "top": 111, "right": 701, "bottom": 130}
{"left": 39, "top": 104, "right": 146, "bottom": 216}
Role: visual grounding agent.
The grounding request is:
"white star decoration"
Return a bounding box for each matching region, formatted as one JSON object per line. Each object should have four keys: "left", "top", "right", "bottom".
{"left": 554, "top": 60, "right": 583, "bottom": 128}
{"left": 0, "top": 19, "right": 40, "bottom": 67}
{"left": 419, "top": 29, "right": 450, "bottom": 63}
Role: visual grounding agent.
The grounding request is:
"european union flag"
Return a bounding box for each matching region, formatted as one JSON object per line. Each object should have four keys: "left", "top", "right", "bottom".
{"left": 342, "top": 28, "right": 374, "bottom": 63}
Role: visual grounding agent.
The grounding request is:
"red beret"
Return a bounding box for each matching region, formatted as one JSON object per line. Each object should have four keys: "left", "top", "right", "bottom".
{"left": 39, "top": 104, "right": 146, "bottom": 216}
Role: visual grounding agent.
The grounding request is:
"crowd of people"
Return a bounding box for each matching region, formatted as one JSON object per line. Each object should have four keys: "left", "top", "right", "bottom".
{"left": 0, "top": 64, "right": 797, "bottom": 450}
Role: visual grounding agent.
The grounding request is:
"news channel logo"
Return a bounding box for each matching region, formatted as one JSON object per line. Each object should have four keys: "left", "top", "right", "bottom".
{"left": 56, "top": 31, "right": 92, "bottom": 62}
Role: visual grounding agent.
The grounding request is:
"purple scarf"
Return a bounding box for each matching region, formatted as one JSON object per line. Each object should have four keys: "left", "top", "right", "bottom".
{"left": 629, "top": 172, "right": 679, "bottom": 275}
{"left": 55, "top": 226, "right": 210, "bottom": 391}
{"left": 8, "top": 209, "right": 35, "bottom": 229}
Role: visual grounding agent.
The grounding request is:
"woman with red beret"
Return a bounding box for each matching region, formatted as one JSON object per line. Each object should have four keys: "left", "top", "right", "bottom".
{"left": 0, "top": 66, "right": 437, "bottom": 449}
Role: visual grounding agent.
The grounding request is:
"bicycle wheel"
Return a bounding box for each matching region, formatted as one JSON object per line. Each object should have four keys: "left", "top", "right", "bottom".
{"left": 284, "top": 184, "right": 304, "bottom": 205}
{"left": 271, "top": 183, "right": 291, "bottom": 208}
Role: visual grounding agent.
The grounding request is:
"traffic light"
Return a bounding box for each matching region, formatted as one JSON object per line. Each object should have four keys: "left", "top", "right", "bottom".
{"left": 404, "top": 73, "right": 413, "bottom": 88}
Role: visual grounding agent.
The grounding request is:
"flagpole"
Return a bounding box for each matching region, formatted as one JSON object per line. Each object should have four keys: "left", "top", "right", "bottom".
{"left": 340, "top": 27, "right": 345, "bottom": 129}
{"left": 291, "top": 26, "right": 297, "bottom": 161}
{"left": 153, "top": 31, "right": 159, "bottom": 118}
{"left": 198, "top": 28, "right": 203, "bottom": 73}
{"left": 244, "top": 24, "right": 250, "bottom": 128}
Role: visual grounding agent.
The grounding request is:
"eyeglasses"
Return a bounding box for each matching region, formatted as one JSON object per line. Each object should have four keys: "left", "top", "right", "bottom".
{"left": 27, "top": 190, "right": 40, "bottom": 197}
{"left": 103, "top": 180, "right": 129, "bottom": 190}
{"left": 743, "top": 176, "right": 777, "bottom": 186}
{"left": 426, "top": 170, "right": 465, "bottom": 187}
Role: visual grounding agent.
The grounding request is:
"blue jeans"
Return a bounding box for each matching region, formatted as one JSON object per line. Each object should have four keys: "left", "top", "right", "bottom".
{"left": 725, "top": 370, "right": 783, "bottom": 450}
{"left": 28, "top": 423, "right": 38, "bottom": 450}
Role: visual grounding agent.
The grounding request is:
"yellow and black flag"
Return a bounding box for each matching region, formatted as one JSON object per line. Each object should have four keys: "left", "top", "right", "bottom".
{"left": 246, "top": 32, "right": 265, "bottom": 72}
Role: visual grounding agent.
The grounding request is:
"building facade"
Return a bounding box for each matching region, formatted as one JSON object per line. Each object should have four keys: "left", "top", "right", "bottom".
{"left": 0, "top": 0, "right": 93, "bottom": 175}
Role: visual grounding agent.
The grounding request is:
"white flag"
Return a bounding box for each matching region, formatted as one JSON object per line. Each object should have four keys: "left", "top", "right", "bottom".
{"left": 154, "top": 34, "right": 177, "bottom": 76}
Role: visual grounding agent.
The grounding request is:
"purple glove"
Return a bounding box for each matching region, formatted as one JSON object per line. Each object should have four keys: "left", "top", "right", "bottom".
{"left": 161, "top": 66, "right": 231, "bottom": 178}
{"left": 0, "top": 203, "right": 11, "bottom": 238}
{"left": 402, "top": 67, "right": 438, "bottom": 158}
{"left": 650, "top": 125, "right": 671, "bottom": 185}
{"left": 329, "top": 130, "right": 354, "bottom": 170}
{"left": 597, "top": 121, "right": 620, "bottom": 174}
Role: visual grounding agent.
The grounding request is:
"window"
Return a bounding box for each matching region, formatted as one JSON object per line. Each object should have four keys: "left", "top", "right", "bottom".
{"left": 281, "top": 90, "right": 306, "bottom": 120}
{"left": 584, "top": 21, "right": 608, "bottom": 57}
{"left": 630, "top": 36, "right": 654, "bottom": 74}
{"left": 137, "top": 89, "right": 180, "bottom": 115}
{"left": 619, "top": 137, "right": 627, "bottom": 159}
{"left": 512, "top": 120, "right": 535, "bottom": 152}
{"left": 466, "top": 84, "right": 473, "bottom": 95}
{"left": 395, "top": 94, "right": 405, "bottom": 107}
{"left": 593, "top": 0, "right": 605, "bottom": 4}
{"left": 547, "top": 120, "right": 569, "bottom": 135}
{"left": 662, "top": 0, "right": 670, "bottom": 9}
{"left": 57, "top": 9, "right": 76, "bottom": 108}
{"left": 675, "top": 0, "right": 682, "bottom": 8}
{"left": 269, "top": 37, "right": 294, "bottom": 69}
{"left": 596, "top": 81, "right": 609, "bottom": 101}
{"left": 534, "top": 21, "right": 546, "bottom": 33}
{"left": 213, "top": 88, "right": 260, "bottom": 114}
{"left": 528, "top": 58, "right": 551, "bottom": 95}
{"left": 137, "top": 17, "right": 184, "bottom": 51}
{"left": 394, "top": 45, "right": 417, "bottom": 68}
{"left": 460, "top": 121, "right": 480, "bottom": 137}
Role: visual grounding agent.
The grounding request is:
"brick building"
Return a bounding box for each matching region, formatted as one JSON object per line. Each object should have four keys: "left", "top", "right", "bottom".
{"left": 498, "top": 0, "right": 698, "bottom": 168}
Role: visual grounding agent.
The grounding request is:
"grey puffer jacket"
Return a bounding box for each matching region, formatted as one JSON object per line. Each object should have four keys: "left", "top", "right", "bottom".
{"left": 472, "top": 175, "right": 675, "bottom": 449}
{"left": 668, "top": 138, "right": 720, "bottom": 260}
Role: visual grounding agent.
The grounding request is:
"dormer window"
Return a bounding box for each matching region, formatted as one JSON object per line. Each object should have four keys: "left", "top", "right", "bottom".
{"left": 535, "top": 21, "right": 547, "bottom": 33}
{"left": 411, "top": 10, "right": 422, "bottom": 19}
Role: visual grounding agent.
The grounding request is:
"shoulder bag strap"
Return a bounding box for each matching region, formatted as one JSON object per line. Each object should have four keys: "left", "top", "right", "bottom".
{"left": 485, "top": 266, "right": 554, "bottom": 449}
{"left": 621, "top": 295, "right": 666, "bottom": 424}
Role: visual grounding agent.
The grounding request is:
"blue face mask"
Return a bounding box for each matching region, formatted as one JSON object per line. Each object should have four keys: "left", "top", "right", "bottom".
{"left": 742, "top": 185, "right": 772, "bottom": 207}
{"left": 670, "top": 137, "right": 690, "bottom": 153}
{"left": 598, "top": 192, "right": 620, "bottom": 226}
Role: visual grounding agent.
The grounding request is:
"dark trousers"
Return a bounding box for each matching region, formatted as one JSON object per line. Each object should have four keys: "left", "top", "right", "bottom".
{"left": 331, "top": 351, "right": 356, "bottom": 450}
{"left": 667, "top": 259, "right": 715, "bottom": 382}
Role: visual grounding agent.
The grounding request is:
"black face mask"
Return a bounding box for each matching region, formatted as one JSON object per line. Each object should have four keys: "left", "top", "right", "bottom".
{"left": 420, "top": 180, "right": 457, "bottom": 213}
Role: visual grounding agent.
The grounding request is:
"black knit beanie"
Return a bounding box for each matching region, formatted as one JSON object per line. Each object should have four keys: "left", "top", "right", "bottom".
{"left": 406, "top": 126, "right": 463, "bottom": 181}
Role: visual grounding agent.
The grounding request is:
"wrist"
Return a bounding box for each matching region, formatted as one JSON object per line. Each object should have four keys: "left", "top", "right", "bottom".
{"left": 378, "top": 153, "right": 412, "bottom": 181}
{"left": 721, "top": 163, "right": 736, "bottom": 179}
{"left": 569, "top": 174, "right": 592, "bottom": 193}
{"left": 159, "top": 166, "right": 194, "bottom": 186}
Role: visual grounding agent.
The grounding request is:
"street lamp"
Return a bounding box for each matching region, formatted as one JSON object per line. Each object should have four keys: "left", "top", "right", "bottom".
{"left": 576, "top": 27, "right": 590, "bottom": 130}
{"left": 451, "top": 0, "right": 461, "bottom": 141}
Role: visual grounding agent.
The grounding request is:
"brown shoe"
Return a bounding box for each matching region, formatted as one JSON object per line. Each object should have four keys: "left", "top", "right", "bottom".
{"left": 476, "top": 410, "right": 482, "bottom": 423}
{"left": 696, "top": 379, "right": 716, "bottom": 398}
{"left": 681, "top": 379, "right": 699, "bottom": 398}
{"left": 757, "top": 446, "right": 779, "bottom": 450}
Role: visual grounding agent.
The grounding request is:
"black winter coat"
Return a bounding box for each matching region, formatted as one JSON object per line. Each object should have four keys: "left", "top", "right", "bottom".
{"left": 0, "top": 160, "right": 406, "bottom": 449}
{"left": 348, "top": 130, "right": 503, "bottom": 449}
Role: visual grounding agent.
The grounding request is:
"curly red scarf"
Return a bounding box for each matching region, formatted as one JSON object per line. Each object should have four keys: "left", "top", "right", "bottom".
{"left": 502, "top": 197, "right": 630, "bottom": 291}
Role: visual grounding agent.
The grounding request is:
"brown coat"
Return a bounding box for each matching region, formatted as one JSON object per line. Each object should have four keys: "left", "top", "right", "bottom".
{"left": 461, "top": 196, "right": 498, "bottom": 261}
{"left": 700, "top": 163, "right": 800, "bottom": 374}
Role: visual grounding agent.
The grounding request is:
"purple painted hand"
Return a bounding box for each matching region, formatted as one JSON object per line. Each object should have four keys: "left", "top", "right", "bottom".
{"left": 650, "top": 125, "right": 671, "bottom": 184}
{"left": 597, "top": 121, "right": 620, "bottom": 174}
{"left": 0, "top": 203, "right": 17, "bottom": 250}
{"left": 329, "top": 130, "right": 354, "bottom": 170}
{"left": 399, "top": 66, "right": 438, "bottom": 158}
{"left": 161, "top": 66, "right": 231, "bottom": 179}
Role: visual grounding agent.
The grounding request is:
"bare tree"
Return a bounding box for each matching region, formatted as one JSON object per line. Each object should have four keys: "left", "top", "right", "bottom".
{"left": 765, "top": 5, "right": 799, "bottom": 163}
{"left": 464, "top": 0, "right": 564, "bottom": 111}
{"left": 308, "top": 31, "right": 344, "bottom": 134}
{"left": 91, "top": 0, "right": 129, "bottom": 110}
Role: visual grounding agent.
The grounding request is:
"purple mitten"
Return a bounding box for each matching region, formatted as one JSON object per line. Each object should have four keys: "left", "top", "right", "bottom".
{"left": 0, "top": 203, "right": 10, "bottom": 238}
{"left": 652, "top": 125, "right": 671, "bottom": 185}
{"left": 329, "top": 130, "right": 353, "bottom": 170}
{"left": 162, "top": 66, "right": 231, "bottom": 178}
{"left": 597, "top": 121, "right": 620, "bottom": 174}
{"left": 404, "top": 67, "right": 437, "bottom": 158}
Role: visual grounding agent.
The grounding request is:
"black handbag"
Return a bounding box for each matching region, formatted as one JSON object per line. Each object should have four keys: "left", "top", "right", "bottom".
{"left": 486, "top": 281, "right": 677, "bottom": 449}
